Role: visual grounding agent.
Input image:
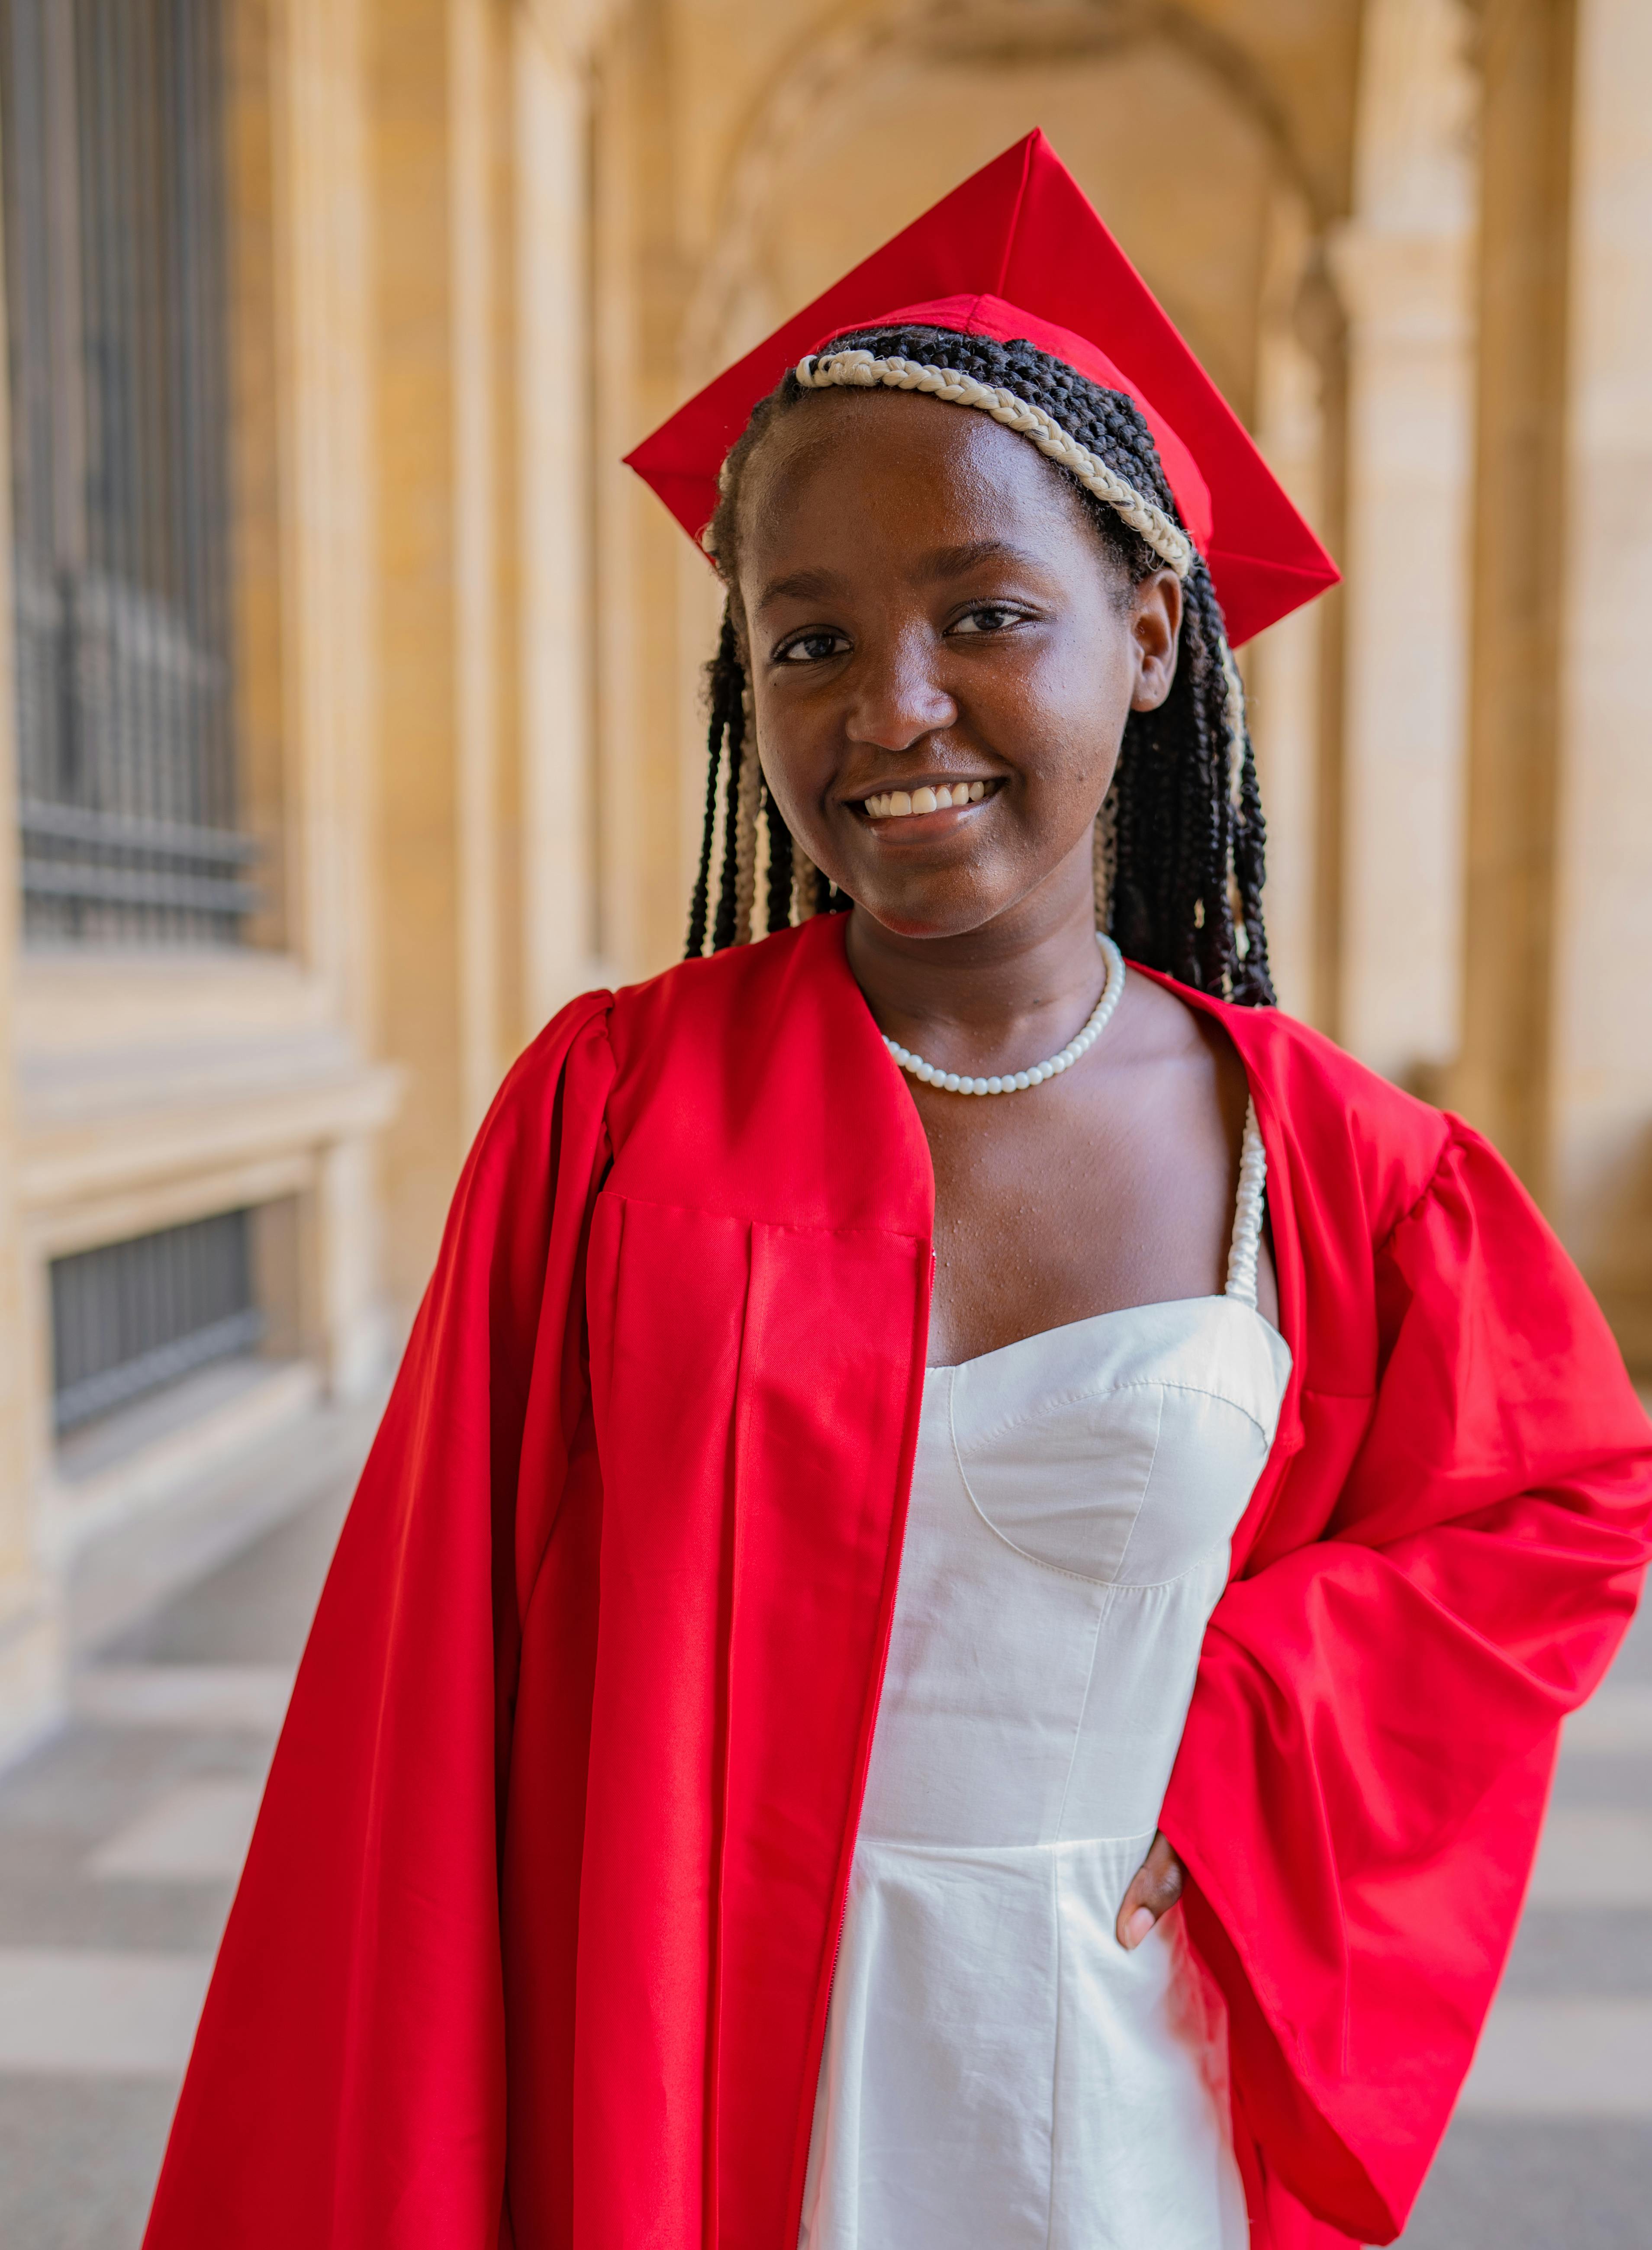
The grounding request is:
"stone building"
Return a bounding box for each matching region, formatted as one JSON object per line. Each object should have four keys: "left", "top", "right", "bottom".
{"left": 0, "top": 0, "right": 1645, "bottom": 1756}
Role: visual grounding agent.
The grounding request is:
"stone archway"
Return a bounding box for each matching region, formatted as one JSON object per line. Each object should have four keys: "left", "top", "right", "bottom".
{"left": 683, "top": 0, "right": 1330, "bottom": 403}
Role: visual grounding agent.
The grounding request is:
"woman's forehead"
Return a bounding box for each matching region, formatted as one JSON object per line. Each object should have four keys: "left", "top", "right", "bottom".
{"left": 737, "top": 390, "right": 1085, "bottom": 557}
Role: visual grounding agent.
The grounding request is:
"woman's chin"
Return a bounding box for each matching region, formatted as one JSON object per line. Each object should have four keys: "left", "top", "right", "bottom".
{"left": 841, "top": 880, "right": 1019, "bottom": 945}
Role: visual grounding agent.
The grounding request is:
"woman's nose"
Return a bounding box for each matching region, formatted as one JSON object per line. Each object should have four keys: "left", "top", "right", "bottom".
{"left": 844, "top": 629, "right": 958, "bottom": 752}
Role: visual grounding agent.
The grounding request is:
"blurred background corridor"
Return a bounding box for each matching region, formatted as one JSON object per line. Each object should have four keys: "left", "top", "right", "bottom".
{"left": 0, "top": 0, "right": 1646, "bottom": 2242}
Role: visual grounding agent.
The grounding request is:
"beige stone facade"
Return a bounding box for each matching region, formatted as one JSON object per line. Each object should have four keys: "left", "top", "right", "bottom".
{"left": 0, "top": 0, "right": 1647, "bottom": 1754}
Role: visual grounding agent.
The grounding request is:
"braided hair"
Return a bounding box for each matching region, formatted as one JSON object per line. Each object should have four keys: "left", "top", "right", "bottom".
{"left": 689, "top": 324, "right": 1274, "bottom": 1004}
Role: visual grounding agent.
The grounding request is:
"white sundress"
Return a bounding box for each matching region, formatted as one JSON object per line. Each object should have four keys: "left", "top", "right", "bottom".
{"left": 800, "top": 1106, "right": 1291, "bottom": 2250}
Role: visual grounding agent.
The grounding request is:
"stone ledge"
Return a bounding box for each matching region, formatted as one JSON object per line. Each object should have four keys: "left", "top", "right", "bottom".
{"left": 58, "top": 1383, "right": 382, "bottom": 1660}
{"left": 18, "top": 1038, "right": 403, "bottom": 1220}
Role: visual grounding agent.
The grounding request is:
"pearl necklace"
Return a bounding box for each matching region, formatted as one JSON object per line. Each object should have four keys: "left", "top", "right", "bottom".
{"left": 883, "top": 932, "right": 1126, "bottom": 1096}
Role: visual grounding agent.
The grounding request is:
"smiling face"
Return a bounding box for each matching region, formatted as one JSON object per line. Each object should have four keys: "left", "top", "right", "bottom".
{"left": 730, "top": 386, "right": 1182, "bottom": 944}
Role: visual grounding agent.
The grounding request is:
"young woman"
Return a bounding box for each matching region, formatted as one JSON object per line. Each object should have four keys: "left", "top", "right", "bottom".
{"left": 146, "top": 135, "right": 1651, "bottom": 2250}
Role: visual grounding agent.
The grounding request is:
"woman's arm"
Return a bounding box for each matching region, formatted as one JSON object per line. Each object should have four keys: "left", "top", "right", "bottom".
{"left": 143, "top": 995, "right": 616, "bottom": 2250}
{"left": 1160, "top": 1120, "right": 1652, "bottom": 2245}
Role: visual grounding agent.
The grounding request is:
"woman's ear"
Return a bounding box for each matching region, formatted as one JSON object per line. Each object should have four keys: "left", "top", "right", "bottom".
{"left": 1129, "top": 570, "right": 1183, "bottom": 712}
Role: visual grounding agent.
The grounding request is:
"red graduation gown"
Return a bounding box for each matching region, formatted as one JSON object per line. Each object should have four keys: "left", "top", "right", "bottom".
{"left": 143, "top": 913, "right": 1651, "bottom": 2250}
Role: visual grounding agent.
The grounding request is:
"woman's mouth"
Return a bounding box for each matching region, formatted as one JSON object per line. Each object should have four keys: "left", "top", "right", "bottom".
{"left": 861, "top": 779, "right": 994, "bottom": 821}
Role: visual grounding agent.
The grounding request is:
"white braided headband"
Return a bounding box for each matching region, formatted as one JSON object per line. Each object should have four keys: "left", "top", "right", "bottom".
{"left": 794, "top": 348, "right": 1194, "bottom": 579}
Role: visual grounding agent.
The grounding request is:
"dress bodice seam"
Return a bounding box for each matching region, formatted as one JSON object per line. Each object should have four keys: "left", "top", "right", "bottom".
{"left": 950, "top": 1375, "right": 1169, "bottom": 1592}
{"left": 951, "top": 1369, "right": 1283, "bottom": 1458}
{"left": 925, "top": 1291, "right": 1279, "bottom": 1377}
{"left": 945, "top": 1458, "right": 1250, "bottom": 1594}
{"left": 1051, "top": 1521, "right": 1119, "bottom": 1834}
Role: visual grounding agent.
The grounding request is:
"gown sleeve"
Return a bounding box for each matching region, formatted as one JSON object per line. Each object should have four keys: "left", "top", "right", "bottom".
{"left": 1159, "top": 1118, "right": 1652, "bottom": 2249}
{"left": 142, "top": 992, "right": 615, "bottom": 2250}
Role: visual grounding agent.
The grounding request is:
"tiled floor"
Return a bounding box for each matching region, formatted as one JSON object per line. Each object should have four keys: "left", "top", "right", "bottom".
{"left": 0, "top": 1459, "right": 1647, "bottom": 2247}
{"left": 1398, "top": 1598, "right": 1652, "bottom": 2247}
{"left": 0, "top": 1470, "right": 354, "bottom": 2247}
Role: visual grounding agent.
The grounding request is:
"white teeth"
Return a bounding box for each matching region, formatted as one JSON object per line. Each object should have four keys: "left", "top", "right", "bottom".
{"left": 864, "top": 780, "right": 994, "bottom": 820}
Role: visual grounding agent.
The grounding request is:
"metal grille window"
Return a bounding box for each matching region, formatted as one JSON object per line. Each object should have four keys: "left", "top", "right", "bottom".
{"left": 1, "top": 0, "right": 256, "bottom": 943}
{"left": 50, "top": 1207, "right": 263, "bottom": 1432}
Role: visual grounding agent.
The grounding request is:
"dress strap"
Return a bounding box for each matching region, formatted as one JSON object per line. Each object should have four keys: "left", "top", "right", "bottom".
{"left": 1224, "top": 1099, "right": 1268, "bottom": 1308}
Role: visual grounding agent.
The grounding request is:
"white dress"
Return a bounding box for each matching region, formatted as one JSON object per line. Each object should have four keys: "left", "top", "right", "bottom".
{"left": 800, "top": 1109, "right": 1291, "bottom": 2250}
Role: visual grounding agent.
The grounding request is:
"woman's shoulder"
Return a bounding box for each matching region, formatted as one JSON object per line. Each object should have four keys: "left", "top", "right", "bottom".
{"left": 1141, "top": 969, "right": 1462, "bottom": 1247}
{"left": 476, "top": 985, "right": 617, "bottom": 1156}
{"left": 486, "top": 926, "right": 815, "bottom": 1119}
{"left": 611, "top": 918, "right": 831, "bottom": 1025}
{"left": 602, "top": 920, "right": 851, "bottom": 1090}
{"left": 1227, "top": 995, "right": 1445, "bottom": 1127}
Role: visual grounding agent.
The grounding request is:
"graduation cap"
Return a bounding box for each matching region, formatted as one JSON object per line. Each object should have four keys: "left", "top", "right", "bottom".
{"left": 625, "top": 130, "right": 1337, "bottom": 648}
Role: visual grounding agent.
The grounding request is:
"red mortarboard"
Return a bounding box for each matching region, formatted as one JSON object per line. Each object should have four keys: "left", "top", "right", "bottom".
{"left": 625, "top": 131, "right": 1337, "bottom": 647}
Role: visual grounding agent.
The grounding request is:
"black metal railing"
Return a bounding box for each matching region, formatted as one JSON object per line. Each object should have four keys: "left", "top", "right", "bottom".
{"left": 1, "top": 0, "right": 255, "bottom": 944}
{"left": 50, "top": 1207, "right": 264, "bottom": 1433}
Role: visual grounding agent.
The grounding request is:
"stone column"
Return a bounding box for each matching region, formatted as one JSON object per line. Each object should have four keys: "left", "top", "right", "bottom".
{"left": 452, "top": 0, "right": 509, "bottom": 1132}
{"left": 370, "top": 0, "right": 466, "bottom": 1304}
{"left": 514, "top": 5, "right": 602, "bottom": 1030}
{"left": 280, "top": 0, "right": 397, "bottom": 1385}
{"left": 1248, "top": 188, "right": 1338, "bottom": 1028}
{"left": 366, "top": 0, "right": 608, "bottom": 1299}
{"left": 1453, "top": 0, "right": 1576, "bottom": 1181}
{"left": 591, "top": 0, "right": 702, "bottom": 982}
{"left": 1546, "top": 0, "right": 1652, "bottom": 1370}
{"left": 369, "top": 0, "right": 538, "bottom": 1299}
{"left": 283, "top": 0, "right": 377, "bottom": 1036}
{"left": 1331, "top": 0, "right": 1478, "bottom": 1090}
{"left": 0, "top": 212, "right": 59, "bottom": 1758}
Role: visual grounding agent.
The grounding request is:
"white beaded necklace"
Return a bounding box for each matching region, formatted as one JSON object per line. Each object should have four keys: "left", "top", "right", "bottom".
{"left": 883, "top": 932, "right": 1126, "bottom": 1096}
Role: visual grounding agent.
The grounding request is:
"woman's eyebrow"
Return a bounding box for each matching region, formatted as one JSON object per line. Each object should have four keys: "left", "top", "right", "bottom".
{"left": 754, "top": 565, "right": 841, "bottom": 616}
{"left": 915, "top": 538, "right": 1040, "bottom": 583}
{"left": 756, "top": 539, "right": 1040, "bottom": 617}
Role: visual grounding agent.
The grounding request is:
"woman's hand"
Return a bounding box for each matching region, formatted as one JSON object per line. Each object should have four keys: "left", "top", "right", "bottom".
{"left": 1115, "top": 1831, "right": 1185, "bottom": 1949}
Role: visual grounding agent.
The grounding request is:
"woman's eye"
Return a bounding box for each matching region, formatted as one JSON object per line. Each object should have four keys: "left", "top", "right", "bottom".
{"left": 776, "top": 630, "right": 849, "bottom": 665}
{"left": 950, "top": 604, "right": 1023, "bottom": 636}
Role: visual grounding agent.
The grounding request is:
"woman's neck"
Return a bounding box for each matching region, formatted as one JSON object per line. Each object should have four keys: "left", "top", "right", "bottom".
{"left": 843, "top": 844, "right": 1107, "bottom": 1073}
